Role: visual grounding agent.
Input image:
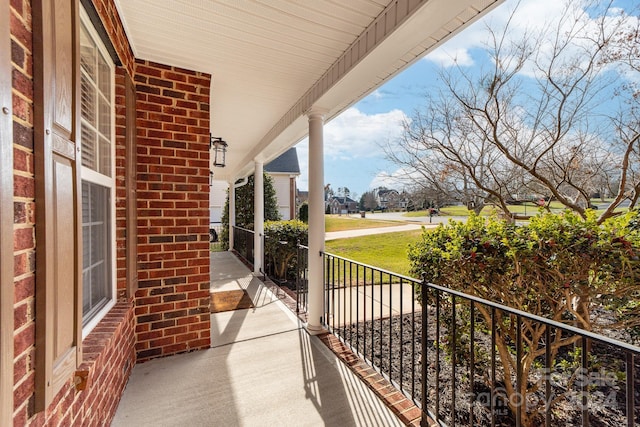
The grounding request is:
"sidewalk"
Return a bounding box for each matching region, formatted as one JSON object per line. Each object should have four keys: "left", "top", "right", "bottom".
{"left": 325, "top": 224, "right": 428, "bottom": 241}
{"left": 112, "top": 252, "right": 404, "bottom": 427}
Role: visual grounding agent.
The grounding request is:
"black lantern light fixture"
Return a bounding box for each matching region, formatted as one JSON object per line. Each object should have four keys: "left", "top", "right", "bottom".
{"left": 210, "top": 134, "right": 228, "bottom": 168}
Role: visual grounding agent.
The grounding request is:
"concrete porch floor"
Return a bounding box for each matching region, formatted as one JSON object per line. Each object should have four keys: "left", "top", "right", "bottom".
{"left": 111, "top": 252, "right": 404, "bottom": 426}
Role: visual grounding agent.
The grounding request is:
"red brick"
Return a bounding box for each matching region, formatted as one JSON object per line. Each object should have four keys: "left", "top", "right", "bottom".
{"left": 10, "top": 0, "right": 23, "bottom": 15}
{"left": 12, "top": 91, "right": 31, "bottom": 122}
{"left": 14, "top": 372, "right": 35, "bottom": 413}
{"left": 12, "top": 67, "right": 33, "bottom": 99}
{"left": 163, "top": 71, "right": 187, "bottom": 82}
{"left": 14, "top": 323, "right": 34, "bottom": 355}
{"left": 13, "top": 174, "right": 34, "bottom": 198}
{"left": 13, "top": 251, "right": 34, "bottom": 277}
{"left": 13, "top": 120, "right": 33, "bottom": 149}
{"left": 175, "top": 100, "right": 197, "bottom": 110}
{"left": 135, "top": 64, "right": 162, "bottom": 77}
{"left": 175, "top": 82, "right": 196, "bottom": 92}
{"left": 10, "top": 11, "right": 32, "bottom": 52}
{"left": 187, "top": 75, "right": 209, "bottom": 86}
{"left": 146, "top": 95, "right": 173, "bottom": 106}
{"left": 14, "top": 226, "right": 33, "bottom": 251}
{"left": 148, "top": 77, "right": 173, "bottom": 88}
{"left": 14, "top": 276, "right": 34, "bottom": 303}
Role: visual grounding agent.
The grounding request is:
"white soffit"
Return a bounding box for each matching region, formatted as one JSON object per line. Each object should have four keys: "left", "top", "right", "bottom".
{"left": 114, "top": 0, "right": 503, "bottom": 181}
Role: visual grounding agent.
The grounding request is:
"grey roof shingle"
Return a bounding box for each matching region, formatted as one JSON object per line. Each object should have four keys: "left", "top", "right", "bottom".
{"left": 265, "top": 147, "right": 300, "bottom": 174}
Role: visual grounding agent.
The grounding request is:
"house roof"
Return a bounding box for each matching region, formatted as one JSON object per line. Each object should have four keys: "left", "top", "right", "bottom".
{"left": 377, "top": 188, "right": 399, "bottom": 196}
{"left": 333, "top": 196, "right": 357, "bottom": 204}
{"left": 114, "top": 0, "right": 503, "bottom": 181}
{"left": 265, "top": 148, "right": 300, "bottom": 174}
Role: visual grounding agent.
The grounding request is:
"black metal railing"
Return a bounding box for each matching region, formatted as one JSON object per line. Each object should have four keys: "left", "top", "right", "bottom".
{"left": 262, "top": 236, "right": 309, "bottom": 312}
{"left": 322, "top": 252, "right": 640, "bottom": 427}
{"left": 295, "top": 243, "right": 308, "bottom": 314}
{"left": 209, "top": 222, "right": 224, "bottom": 250}
{"left": 263, "top": 233, "right": 290, "bottom": 284}
{"left": 322, "top": 253, "right": 422, "bottom": 411}
{"left": 232, "top": 226, "right": 254, "bottom": 265}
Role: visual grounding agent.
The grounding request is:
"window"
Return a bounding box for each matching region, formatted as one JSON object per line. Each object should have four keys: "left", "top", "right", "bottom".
{"left": 79, "top": 9, "right": 115, "bottom": 334}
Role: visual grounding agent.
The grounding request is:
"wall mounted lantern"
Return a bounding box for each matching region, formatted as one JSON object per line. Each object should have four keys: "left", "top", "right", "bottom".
{"left": 210, "top": 134, "right": 228, "bottom": 168}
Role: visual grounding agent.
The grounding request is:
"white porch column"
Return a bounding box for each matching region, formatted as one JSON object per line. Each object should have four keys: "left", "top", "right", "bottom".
{"left": 254, "top": 161, "right": 264, "bottom": 275}
{"left": 306, "top": 108, "right": 327, "bottom": 335}
{"left": 228, "top": 180, "right": 235, "bottom": 251}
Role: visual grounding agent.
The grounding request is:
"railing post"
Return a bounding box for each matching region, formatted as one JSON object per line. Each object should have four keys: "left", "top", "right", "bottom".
{"left": 254, "top": 160, "right": 264, "bottom": 275}
{"left": 296, "top": 239, "right": 301, "bottom": 313}
{"left": 228, "top": 182, "right": 235, "bottom": 251}
{"left": 260, "top": 232, "right": 265, "bottom": 279}
{"left": 421, "top": 272, "right": 429, "bottom": 427}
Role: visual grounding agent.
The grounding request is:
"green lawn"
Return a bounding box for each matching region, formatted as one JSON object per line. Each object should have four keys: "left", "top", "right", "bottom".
{"left": 325, "top": 215, "right": 401, "bottom": 232}
{"left": 406, "top": 198, "right": 618, "bottom": 217}
{"left": 325, "top": 229, "right": 423, "bottom": 277}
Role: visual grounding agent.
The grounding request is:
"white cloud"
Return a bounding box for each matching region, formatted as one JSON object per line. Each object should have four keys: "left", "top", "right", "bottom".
{"left": 369, "top": 89, "right": 384, "bottom": 99}
{"left": 369, "top": 166, "right": 424, "bottom": 191}
{"left": 424, "top": 0, "right": 574, "bottom": 67}
{"left": 324, "top": 108, "right": 408, "bottom": 160}
{"left": 424, "top": 0, "right": 638, "bottom": 74}
{"left": 369, "top": 170, "right": 403, "bottom": 190}
{"left": 296, "top": 107, "right": 409, "bottom": 191}
{"left": 428, "top": 47, "right": 474, "bottom": 68}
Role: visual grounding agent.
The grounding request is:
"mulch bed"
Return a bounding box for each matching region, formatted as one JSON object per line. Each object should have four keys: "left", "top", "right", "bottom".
{"left": 338, "top": 311, "right": 638, "bottom": 426}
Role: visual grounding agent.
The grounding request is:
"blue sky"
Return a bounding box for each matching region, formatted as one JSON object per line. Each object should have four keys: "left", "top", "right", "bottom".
{"left": 295, "top": 0, "right": 638, "bottom": 199}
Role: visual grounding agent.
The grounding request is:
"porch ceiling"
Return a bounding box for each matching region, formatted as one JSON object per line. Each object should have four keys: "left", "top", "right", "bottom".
{"left": 114, "top": 0, "right": 502, "bottom": 182}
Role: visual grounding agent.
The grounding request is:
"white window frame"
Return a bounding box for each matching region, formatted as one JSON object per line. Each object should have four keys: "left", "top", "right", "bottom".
{"left": 79, "top": 6, "right": 116, "bottom": 338}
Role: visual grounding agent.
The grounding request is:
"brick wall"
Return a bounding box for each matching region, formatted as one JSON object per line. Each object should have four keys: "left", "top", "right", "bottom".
{"left": 115, "top": 66, "right": 128, "bottom": 296}
{"left": 10, "top": 0, "right": 137, "bottom": 425}
{"left": 10, "top": 0, "right": 213, "bottom": 424}
{"left": 134, "top": 59, "right": 211, "bottom": 361}
{"left": 12, "top": 0, "right": 37, "bottom": 422}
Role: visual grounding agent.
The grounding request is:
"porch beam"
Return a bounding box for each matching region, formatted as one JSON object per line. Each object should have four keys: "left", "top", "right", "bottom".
{"left": 254, "top": 161, "right": 264, "bottom": 275}
{"left": 306, "top": 107, "right": 328, "bottom": 335}
{"left": 228, "top": 180, "right": 235, "bottom": 251}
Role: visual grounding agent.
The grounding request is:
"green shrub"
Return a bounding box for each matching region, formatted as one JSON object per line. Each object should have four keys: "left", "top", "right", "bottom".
{"left": 409, "top": 210, "right": 640, "bottom": 425}
{"left": 264, "top": 220, "right": 308, "bottom": 282}
{"left": 298, "top": 202, "right": 308, "bottom": 223}
{"left": 220, "top": 173, "right": 281, "bottom": 250}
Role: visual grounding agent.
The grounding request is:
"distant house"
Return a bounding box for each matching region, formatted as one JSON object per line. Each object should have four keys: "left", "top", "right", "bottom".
{"left": 209, "top": 148, "right": 300, "bottom": 223}
{"left": 265, "top": 148, "right": 300, "bottom": 220}
{"left": 297, "top": 190, "right": 309, "bottom": 206}
{"left": 327, "top": 196, "right": 358, "bottom": 214}
{"left": 375, "top": 187, "right": 400, "bottom": 211}
{"left": 209, "top": 180, "right": 229, "bottom": 225}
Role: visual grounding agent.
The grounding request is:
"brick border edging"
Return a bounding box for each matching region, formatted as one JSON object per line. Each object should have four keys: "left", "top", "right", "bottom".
{"left": 316, "top": 332, "right": 423, "bottom": 426}
{"left": 256, "top": 274, "right": 431, "bottom": 427}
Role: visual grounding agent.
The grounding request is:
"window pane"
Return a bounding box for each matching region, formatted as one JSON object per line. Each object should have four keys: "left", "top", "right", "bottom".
{"left": 80, "top": 10, "right": 114, "bottom": 327}
{"left": 98, "top": 95, "right": 110, "bottom": 140}
{"left": 80, "top": 23, "right": 95, "bottom": 79}
{"left": 81, "top": 123, "right": 96, "bottom": 170}
{"left": 80, "top": 20, "right": 111, "bottom": 178}
{"left": 82, "top": 270, "right": 91, "bottom": 314}
{"left": 81, "top": 181, "right": 111, "bottom": 321}
{"left": 81, "top": 73, "right": 96, "bottom": 126}
{"left": 98, "top": 51, "right": 111, "bottom": 98}
{"left": 98, "top": 136, "right": 111, "bottom": 176}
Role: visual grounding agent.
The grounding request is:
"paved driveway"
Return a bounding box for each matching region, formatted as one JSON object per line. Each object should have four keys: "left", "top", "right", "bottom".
{"left": 325, "top": 211, "right": 468, "bottom": 241}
